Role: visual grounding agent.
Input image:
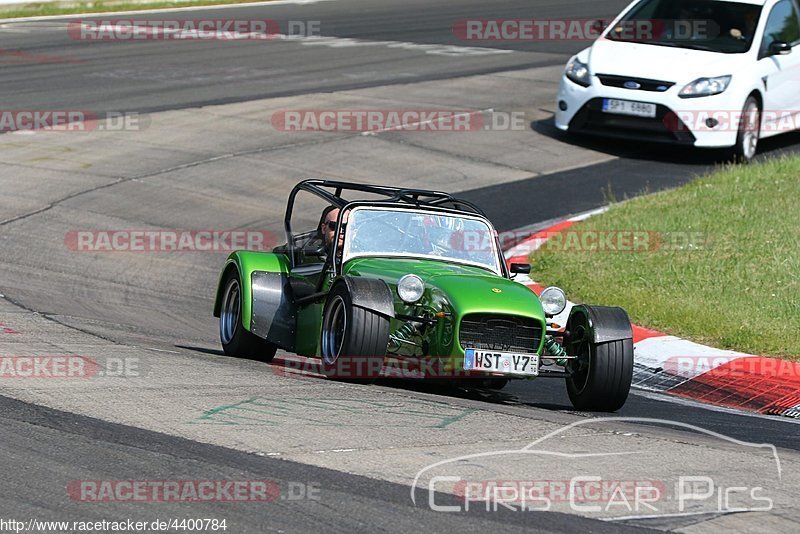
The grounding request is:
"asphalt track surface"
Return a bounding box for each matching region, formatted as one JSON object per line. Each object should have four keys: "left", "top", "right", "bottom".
{"left": 1, "top": 0, "right": 622, "bottom": 113}
{"left": 0, "top": 395, "right": 649, "bottom": 533}
{"left": 1, "top": 0, "right": 799, "bottom": 532}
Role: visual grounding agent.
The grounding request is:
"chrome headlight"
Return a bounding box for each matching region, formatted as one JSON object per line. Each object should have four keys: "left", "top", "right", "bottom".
{"left": 565, "top": 58, "right": 591, "bottom": 87}
{"left": 540, "top": 286, "right": 567, "bottom": 316}
{"left": 679, "top": 75, "right": 732, "bottom": 98}
{"left": 397, "top": 274, "right": 424, "bottom": 304}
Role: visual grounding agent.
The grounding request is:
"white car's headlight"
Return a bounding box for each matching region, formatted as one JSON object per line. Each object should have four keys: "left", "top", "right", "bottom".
{"left": 397, "top": 274, "right": 424, "bottom": 304}
{"left": 679, "top": 75, "right": 732, "bottom": 98}
{"left": 540, "top": 286, "right": 567, "bottom": 316}
{"left": 565, "top": 58, "right": 591, "bottom": 87}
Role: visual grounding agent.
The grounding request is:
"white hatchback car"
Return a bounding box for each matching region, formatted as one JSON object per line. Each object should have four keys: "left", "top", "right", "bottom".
{"left": 555, "top": 0, "right": 800, "bottom": 161}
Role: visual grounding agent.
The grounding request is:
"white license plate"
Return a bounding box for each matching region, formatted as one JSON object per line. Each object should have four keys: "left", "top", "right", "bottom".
{"left": 464, "top": 349, "right": 539, "bottom": 376}
{"left": 602, "top": 98, "right": 657, "bottom": 118}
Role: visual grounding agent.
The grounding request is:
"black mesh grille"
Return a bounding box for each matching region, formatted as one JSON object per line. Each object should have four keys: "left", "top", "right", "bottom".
{"left": 459, "top": 314, "right": 543, "bottom": 354}
{"left": 568, "top": 98, "right": 696, "bottom": 145}
{"left": 596, "top": 74, "right": 675, "bottom": 92}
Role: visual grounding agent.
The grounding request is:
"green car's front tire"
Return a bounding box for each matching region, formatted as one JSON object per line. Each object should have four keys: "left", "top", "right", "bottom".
{"left": 320, "top": 282, "right": 389, "bottom": 383}
{"left": 219, "top": 272, "right": 277, "bottom": 362}
{"left": 565, "top": 309, "right": 633, "bottom": 412}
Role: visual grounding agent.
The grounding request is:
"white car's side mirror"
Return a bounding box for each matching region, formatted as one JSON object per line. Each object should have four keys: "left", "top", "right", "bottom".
{"left": 768, "top": 40, "right": 793, "bottom": 56}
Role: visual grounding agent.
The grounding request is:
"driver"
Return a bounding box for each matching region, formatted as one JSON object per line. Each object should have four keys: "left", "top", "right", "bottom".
{"left": 730, "top": 10, "right": 758, "bottom": 41}
{"left": 319, "top": 206, "right": 339, "bottom": 252}
{"left": 319, "top": 206, "right": 350, "bottom": 255}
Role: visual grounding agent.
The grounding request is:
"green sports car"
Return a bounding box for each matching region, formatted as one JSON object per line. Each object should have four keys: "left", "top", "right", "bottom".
{"left": 214, "top": 180, "right": 634, "bottom": 411}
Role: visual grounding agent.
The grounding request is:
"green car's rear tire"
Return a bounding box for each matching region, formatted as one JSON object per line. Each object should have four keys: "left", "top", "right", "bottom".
{"left": 219, "top": 271, "right": 277, "bottom": 362}
{"left": 565, "top": 311, "right": 633, "bottom": 412}
{"left": 320, "top": 282, "right": 389, "bottom": 383}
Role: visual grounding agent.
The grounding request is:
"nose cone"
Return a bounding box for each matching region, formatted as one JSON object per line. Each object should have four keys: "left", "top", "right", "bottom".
{"left": 430, "top": 274, "right": 545, "bottom": 321}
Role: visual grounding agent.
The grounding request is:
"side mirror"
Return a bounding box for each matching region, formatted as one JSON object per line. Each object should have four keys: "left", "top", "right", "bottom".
{"left": 510, "top": 263, "right": 532, "bottom": 274}
{"left": 768, "top": 40, "right": 792, "bottom": 56}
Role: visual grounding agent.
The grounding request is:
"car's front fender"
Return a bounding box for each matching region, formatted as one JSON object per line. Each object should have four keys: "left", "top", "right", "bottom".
{"left": 337, "top": 276, "right": 395, "bottom": 319}
{"left": 568, "top": 304, "right": 633, "bottom": 344}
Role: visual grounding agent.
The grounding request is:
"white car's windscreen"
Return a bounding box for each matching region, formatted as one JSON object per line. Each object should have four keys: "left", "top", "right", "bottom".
{"left": 607, "top": 0, "right": 764, "bottom": 53}
{"left": 344, "top": 208, "right": 501, "bottom": 273}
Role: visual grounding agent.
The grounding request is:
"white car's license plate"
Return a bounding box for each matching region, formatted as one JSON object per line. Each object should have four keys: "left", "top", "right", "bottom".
{"left": 602, "top": 98, "right": 657, "bottom": 118}
{"left": 464, "top": 349, "right": 539, "bottom": 376}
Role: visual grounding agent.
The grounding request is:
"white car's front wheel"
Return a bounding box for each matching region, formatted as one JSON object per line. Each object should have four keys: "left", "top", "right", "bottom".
{"left": 733, "top": 96, "right": 761, "bottom": 164}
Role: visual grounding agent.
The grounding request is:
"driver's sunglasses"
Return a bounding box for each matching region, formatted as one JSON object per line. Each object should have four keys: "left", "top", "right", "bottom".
{"left": 324, "top": 220, "right": 337, "bottom": 230}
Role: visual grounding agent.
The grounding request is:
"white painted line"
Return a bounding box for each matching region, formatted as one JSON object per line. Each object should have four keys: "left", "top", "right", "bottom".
{"left": 568, "top": 206, "right": 608, "bottom": 222}
{"left": 602, "top": 511, "right": 739, "bottom": 522}
{"left": 144, "top": 347, "right": 181, "bottom": 354}
{"left": 504, "top": 236, "right": 548, "bottom": 259}
{"left": 503, "top": 207, "right": 609, "bottom": 259}
{"left": 15, "top": 20, "right": 516, "bottom": 59}
{"left": 0, "top": 25, "right": 36, "bottom": 32}
{"left": 298, "top": 35, "right": 514, "bottom": 57}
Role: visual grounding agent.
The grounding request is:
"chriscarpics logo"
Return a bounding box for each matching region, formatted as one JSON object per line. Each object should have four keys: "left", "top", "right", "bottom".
{"left": 411, "top": 418, "right": 781, "bottom": 518}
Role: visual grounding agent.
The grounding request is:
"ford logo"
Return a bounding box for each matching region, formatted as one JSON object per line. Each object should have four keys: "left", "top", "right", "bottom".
{"left": 623, "top": 81, "right": 641, "bottom": 90}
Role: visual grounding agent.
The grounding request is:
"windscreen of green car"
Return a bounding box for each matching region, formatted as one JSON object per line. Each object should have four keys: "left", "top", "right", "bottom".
{"left": 606, "top": 0, "right": 763, "bottom": 53}
{"left": 344, "top": 208, "right": 502, "bottom": 274}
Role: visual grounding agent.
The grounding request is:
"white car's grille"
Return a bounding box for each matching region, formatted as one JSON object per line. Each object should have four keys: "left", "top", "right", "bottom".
{"left": 597, "top": 74, "right": 675, "bottom": 92}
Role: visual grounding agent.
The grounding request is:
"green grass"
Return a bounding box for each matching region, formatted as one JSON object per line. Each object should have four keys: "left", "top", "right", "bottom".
{"left": 0, "top": 0, "right": 275, "bottom": 19}
{"left": 530, "top": 155, "right": 800, "bottom": 360}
